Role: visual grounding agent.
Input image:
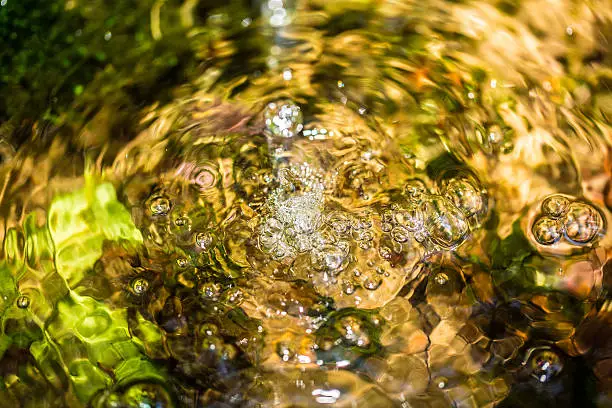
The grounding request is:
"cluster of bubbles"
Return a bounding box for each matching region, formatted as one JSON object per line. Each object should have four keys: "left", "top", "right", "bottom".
{"left": 381, "top": 173, "right": 487, "bottom": 252}
{"left": 531, "top": 194, "right": 605, "bottom": 247}
{"left": 263, "top": 100, "right": 304, "bottom": 138}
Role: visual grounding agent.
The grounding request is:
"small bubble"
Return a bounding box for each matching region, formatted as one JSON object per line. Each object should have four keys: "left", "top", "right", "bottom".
{"left": 422, "top": 196, "right": 468, "bottom": 249}
{"left": 363, "top": 277, "right": 382, "bottom": 290}
{"left": 264, "top": 101, "right": 304, "bottom": 138}
{"left": 277, "top": 342, "right": 296, "bottom": 362}
{"left": 343, "top": 281, "right": 356, "bottom": 295}
{"left": 381, "top": 222, "right": 393, "bottom": 232}
{"left": 530, "top": 350, "right": 563, "bottom": 383}
{"left": 104, "top": 31, "right": 112, "bottom": 41}
{"left": 176, "top": 258, "right": 189, "bottom": 268}
{"left": 16, "top": 295, "right": 30, "bottom": 309}
{"left": 434, "top": 272, "right": 449, "bottom": 286}
{"left": 532, "top": 216, "right": 563, "bottom": 245}
{"left": 391, "top": 226, "right": 410, "bottom": 243}
{"left": 174, "top": 216, "right": 190, "bottom": 227}
{"left": 394, "top": 207, "right": 423, "bottom": 231}
{"left": 328, "top": 212, "right": 352, "bottom": 235}
{"left": 149, "top": 195, "right": 171, "bottom": 216}
{"left": 131, "top": 278, "right": 149, "bottom": 295}
{"left": 224, "top": 288, "right": 244, "bottom": 305}
{"left": 434, "top": 377, "right": 448, "bottom": 389}
{"left": 541, "top": 195, "right": 570, "bottom": 218}
{"left": 403, "top": 179, "right": 427, "bottom": 201}
{"left": 414, "top": 230, "right": 427, "bottom": 243}
{"left": 311, "top": 244, "right": 347, "bottom": 272}
{"left": 443, "top": 177, "right": 485, "bottom": 218}
{"left": 196, "top": 231, "right": 214, "bottom": 250}
{"left": 379, "top": 245, "right": 393, "bottom": 260}
{"left": 354, "top": 230, "right": 373, "bottom": 242}
{"left": 564, "top": 202, "right": 603, "bottom": 244}
{"left": 199, "top": 282, "right": 221, "bottom": 300}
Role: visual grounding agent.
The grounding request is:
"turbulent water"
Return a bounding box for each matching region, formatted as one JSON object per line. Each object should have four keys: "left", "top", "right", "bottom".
{"left": 0, "top": 0, "right": 612, "bottom": 407}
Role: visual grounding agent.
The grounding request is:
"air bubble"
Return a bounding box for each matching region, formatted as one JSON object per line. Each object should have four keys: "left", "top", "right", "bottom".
{"left": 149, "top": 195, "right": 171, "bottom": 216}
{"left": 343, "top": 281, "right": 356, "bottom": 295}
{"left": 311, "top": 244, "right": 347, "bottom": 273}
{"left": 403, "top": 179, "right": 427, "bottom": 201}
{"left": 130, "top": 278, "right": 149, "bottom": 295}
{"left": 328, "top": 212, "right": 352, "bottom": 235}
{"left": 433, "top": 272, "right": 449, "bottom": 285}
{"left": 434, "top": 376, "right": 448, "bottom": 389}
{"left": 422, "top": 196, "right": 469, "bottom": 249}
{"left": 277, "top": 342, "right": 296, "bottom": 362}
{"left": 532, "top": 216, "right": 563, "bottom": 245}
{"left": 199, "top": 282, "right": 221, "bottom": 300}
{"left": 264, "top": 101, "right": 304, "bottom": 138}
{"left": 174, "top": 216, "right": 190, "bottom": 227}
{"left": 530, "top": 350, "right": 563, "bottom": 383}
{"left": 391, "top": 226, "right": 410, "bottom": 243}
{"left": 393, "top": 207, "right": 423, "bottom": 231}
{"left": 176, "top": 258, "right": 189, "bottom": 268}
{"left": 541, "top": 195, "right": 570, "bottom": 218}
{"left": 363, "top": 277, "right": 382, "bottom": 290}
{"left": 354, "top": 230, "right": 374, "bottom": 242}
{"left": 564, "top": 202, "right": 603, "bottom": 244}
{"left": 443, "top": 177, "right": 485, "bottom": 218}
{"left": 196, "top": 231, "right": 214, "bottom": 250}
{"left": 379, "top": 245, "right": 393, "bottom": 260}
{"left": 16, "top": 295, "right": 30, "bottom": 309}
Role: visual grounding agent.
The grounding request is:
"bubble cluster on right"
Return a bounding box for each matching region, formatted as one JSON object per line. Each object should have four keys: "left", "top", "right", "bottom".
{"left": 531, "top": 194, "right": 605, "bottom": 247}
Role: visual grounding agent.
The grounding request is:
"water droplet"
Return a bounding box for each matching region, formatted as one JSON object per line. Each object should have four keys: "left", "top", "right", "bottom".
{"left": 530, "top": 350, "right": 563, "bottom": 383}
{"left": 532, "top": 216, "right": 563, "bottom": 245}
{"left": 541, "top": 195, "right": 570, "bottom": 218}
{"left": 564, "top": 202, "right": 603, "bottom": 244}
{"left": 196, "top": 231, "right": 214, "bottom": 250}
{"left": 130, "top": 278, "right": 149, "bottom": 295}
{"left": 422, "top": 196, "right": 469, "bottom": 249}
{"left": 149, "top": 195, "right": 171, "bottom": 216}
{"left": 16, "top": 295, "right": 30, "bottom": 309}
{"left": 264, "top": 101, "right": 304, "bottom": 138}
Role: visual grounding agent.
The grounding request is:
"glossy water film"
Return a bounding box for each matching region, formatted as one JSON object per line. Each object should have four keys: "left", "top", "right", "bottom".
{"left": 0, "top": 0, "right": 611, "bottom": 407}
